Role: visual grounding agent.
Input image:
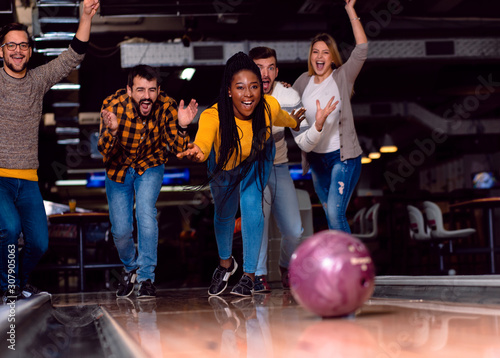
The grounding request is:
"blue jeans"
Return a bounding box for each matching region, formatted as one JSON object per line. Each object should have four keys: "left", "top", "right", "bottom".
{"left": 0, "top": 177, "right": 48, "bottom": 290}
{"left": 307, "top": 150, "right": 361, "bottom": 232}
{"left": 209, "top": 143, "right": 274, "bottom": 274}
{"left": 256, "top": 164, "right": 303, "bottom": 276}
{"left": 105, "top": 165, "right": 164, "bottom": 283}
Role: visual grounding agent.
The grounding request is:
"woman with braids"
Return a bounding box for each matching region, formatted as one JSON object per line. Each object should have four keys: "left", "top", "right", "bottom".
{"left": 178, "top": 52, "right": 336, "bottom": 296}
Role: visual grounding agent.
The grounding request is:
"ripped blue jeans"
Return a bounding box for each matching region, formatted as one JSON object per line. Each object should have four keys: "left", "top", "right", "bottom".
{"left": 307, "top": 150, "right": 361, "bottom": 232}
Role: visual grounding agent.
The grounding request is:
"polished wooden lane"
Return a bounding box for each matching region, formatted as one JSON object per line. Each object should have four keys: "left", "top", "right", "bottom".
{"left": 51, "top": 284, "right": 500, "bottom": 358}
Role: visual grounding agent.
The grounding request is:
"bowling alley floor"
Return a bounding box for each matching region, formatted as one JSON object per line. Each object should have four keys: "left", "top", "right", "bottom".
{"left": 35, "top": 275, "right": 500, "bottom": 358}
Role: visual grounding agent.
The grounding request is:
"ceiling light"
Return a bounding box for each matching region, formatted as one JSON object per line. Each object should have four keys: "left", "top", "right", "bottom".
{"left": 180, "top": 68, "right": 196, "bottom": 81}
{"left": 379, "top": 133, "right": 398, "bottom": 153}
{"left": 55, "top": 179, "right": 87, "bottom": 186}
{"left": 51, "top": 83, "right": 81, "bottom": 90}
{"left": 57, "top": 138, "right": 80, "bottom": 145}
{"left": 361, "top": 156, "right": 372, "bottom": 164}
{"left": 368, "top": 151, "right": 381, "bottom": 159}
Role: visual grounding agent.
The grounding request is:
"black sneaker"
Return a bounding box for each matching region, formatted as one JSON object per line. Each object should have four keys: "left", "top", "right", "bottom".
{"left": 208, "top": 257, "right": 238, "bottom": 296}
{"left": 230, "top": 275, "right": 254, "bottom": 297}
{"left": 2, "top": 286, "right": 22, "bottom": 304}
{"left": 137, "top": 279, "right": 156, "bottom": 299}
{"left": 22, "top": 284, "right": 47, "bottom": 298}
{"left": 116, "top": 268, "right": 138, "bottom": 297}
{"left": 253, "top": 275, "right": 271, "bottom": 293}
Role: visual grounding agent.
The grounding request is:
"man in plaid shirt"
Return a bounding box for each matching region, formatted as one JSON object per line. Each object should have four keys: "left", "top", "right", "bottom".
{"left": 98, "top": 65, "right": 198, "bottom": 299}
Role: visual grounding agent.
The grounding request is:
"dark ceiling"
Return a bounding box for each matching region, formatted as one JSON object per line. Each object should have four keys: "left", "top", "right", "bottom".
{"left": 96, "top": 0, "right": 500, "bottom": 39}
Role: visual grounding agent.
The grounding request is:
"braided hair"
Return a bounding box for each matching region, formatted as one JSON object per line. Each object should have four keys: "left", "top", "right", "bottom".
{"left": 207, "top": 52, "right": 273, "bottom": 200}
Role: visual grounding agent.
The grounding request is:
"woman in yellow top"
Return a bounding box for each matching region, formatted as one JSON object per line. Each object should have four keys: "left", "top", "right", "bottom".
{"left": 179, "top": 52, "right": 335, "bottom": 296}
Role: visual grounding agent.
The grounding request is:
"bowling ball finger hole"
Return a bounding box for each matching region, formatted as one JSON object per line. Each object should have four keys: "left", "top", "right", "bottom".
{"left": 360, "top": 278, "right": 369, "bottom": 287}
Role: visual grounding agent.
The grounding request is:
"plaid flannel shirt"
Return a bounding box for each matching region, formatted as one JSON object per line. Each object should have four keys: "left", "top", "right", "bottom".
{"left": 97, "top": 88, "right": 189, "bottom": 183}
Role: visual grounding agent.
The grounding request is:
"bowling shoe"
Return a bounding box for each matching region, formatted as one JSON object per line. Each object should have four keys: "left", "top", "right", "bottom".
{"left": 2, "top": 286, "right": 22, "bottom": 304}
{"left": 208, "top": 256, "right": 238, "bottom": 296}
{"left": 230, "top": 274, "right": 254, "bottom": 297}
{"left": 253, "top": 275, "right": 271, "bottom": 293}
{"left": 21, "top": 284, "right": 48, "bottom": 298}
{"left": 116, "top": 268, "right": 138, "bottom": 297}
{"left": 137, "top": 279, "right": 156, "bottom": 299}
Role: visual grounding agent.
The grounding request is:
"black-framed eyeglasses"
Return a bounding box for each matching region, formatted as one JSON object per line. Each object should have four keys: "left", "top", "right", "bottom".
{"left": 0, "top": 42, "right": 30, "bottom": 51}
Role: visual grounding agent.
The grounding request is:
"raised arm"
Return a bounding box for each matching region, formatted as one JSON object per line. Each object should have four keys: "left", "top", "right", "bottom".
{"left": 345, "top": 0, "right": 367, "bottom": 45}
{"left": 75, "top": 0, "right": 100, "bottom": 42}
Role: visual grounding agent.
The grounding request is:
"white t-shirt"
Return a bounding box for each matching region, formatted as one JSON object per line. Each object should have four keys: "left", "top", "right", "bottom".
{"left": 301, "top": 74, "right": 341, "bottom": 153}
{"left": 270, "top": 82, "right": 302, "bottom": 164}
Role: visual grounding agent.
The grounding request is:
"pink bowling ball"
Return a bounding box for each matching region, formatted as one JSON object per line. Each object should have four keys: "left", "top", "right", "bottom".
{"left": 289, "top": 230, "right": 375, "bottom": 318}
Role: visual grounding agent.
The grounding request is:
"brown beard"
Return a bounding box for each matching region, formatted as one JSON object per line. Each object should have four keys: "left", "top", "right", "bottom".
{"left": 4, "top": 56, "right": 28, "bottom": 75}
{"left": 132, "top": 98, "right": 154, "bottom": 119}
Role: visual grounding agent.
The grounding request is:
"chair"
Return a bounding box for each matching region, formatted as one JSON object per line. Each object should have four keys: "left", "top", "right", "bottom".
{"left": 422, "top": 201, "right": 476, "bottom": 239}
{"left": 407, "top": 204, "right": 451, "bottom": 273}
{"left": 407, "top": 205, "right": 431, "bottom": 240}
{"left": 353, "top": 203, "right": 380, "bottom": 241}
{"left": 409, "top": 202, "right": 476, "bottom": 274}
{"left": 351, "top": 207, "right": 367, "bottom": 236}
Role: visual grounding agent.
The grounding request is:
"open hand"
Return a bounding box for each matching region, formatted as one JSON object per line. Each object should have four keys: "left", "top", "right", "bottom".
{"left": 315, "top": 96, "right": 339, "bottom": 131}
{"left": 177, "top": 142, "right": 205, "bottom": 162}
{"left": 178, "top": 99, "right": 199, "bottom": 128}
{"left": 290, "top": 107, "right": 306, "bottom": 131}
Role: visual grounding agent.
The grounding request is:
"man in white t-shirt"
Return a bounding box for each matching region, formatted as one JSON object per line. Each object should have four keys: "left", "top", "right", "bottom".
{"left": 249, "top": 47, "right": 304, "bottom": 291}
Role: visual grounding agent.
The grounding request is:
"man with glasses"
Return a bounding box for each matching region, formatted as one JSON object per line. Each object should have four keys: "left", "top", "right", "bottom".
{"left": 0, "top": 41, "right": 30, "bottom": 74}
{"left": 0, "top": 0, "right": 100, "bottom": 303}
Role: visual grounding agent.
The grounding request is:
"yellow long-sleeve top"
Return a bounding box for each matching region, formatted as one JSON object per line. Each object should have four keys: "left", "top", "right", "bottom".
{"left": 194, "top": 95, "right": 297, "bottom": 170}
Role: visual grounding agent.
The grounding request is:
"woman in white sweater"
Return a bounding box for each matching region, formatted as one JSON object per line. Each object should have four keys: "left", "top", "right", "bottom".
{"left": 292, "top": 0, "right": 368, "bottom": 232}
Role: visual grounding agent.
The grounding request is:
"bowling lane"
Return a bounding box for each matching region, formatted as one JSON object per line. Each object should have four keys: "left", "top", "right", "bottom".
{"left": 51, "top": 287, "right": 500, "bottom": 358}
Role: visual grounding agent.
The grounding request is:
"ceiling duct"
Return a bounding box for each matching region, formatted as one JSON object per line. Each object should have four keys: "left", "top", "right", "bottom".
{"left": 120, "top": 37, "right": 500, "bottom": 68}
{"left": 120, "top": 40, "right": 311, "bottom": 67}
{"left": 369, "top": 38, "right": 500, "bottom": 59}
{"left": 297, "top": 0, "right": 331, "bottom": 14}
{"left": 353, "top": 102, "right": 500, "bottom": 136}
